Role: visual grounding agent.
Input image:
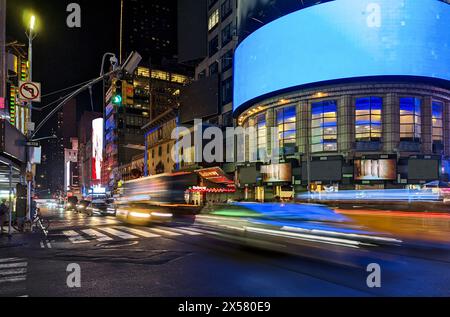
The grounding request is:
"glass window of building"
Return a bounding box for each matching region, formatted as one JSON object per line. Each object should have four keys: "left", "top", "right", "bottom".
{"left": 209, "top": 62, "right": 219, "bottom": 76}
{"left": 221, "top": 0, "right": 233, "bottom": 20}
{"left": 209, "top": 35, "right": 219, "bottom": 57}
{"left": 432, "top": 101, "right": 444, "bottom": 143}
{"left": 208, "top": 9, "right": 219, "bottom": 31}
{"left": 355, "top": 97, "right": 382, "bottom": 141}
{"left": 311, "top": 100, "right": 338, "bottom": 153}
{"left": 221, "top": 50, "right": 233, "bottom": 72}
{"left": 221, "top": 77, "right": 233, "bottom": 105}
{"left": 276, "top": 106, "right": 296, "bottom": 150}
{"left": 400, "top": 97, "right": 422, "bottom": 142}
{"left": 256, "top": 113, "right": 267, "bottom": 159}
{"left": 222, "top": 22, "right": 233, "bottom": 46}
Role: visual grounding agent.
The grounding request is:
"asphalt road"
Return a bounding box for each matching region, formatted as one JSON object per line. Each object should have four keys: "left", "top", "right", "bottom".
{"left": 1, "top": 206, "right": 450, "bottom": 297}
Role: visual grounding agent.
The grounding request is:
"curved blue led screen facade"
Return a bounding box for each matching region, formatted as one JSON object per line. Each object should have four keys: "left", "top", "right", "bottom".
{"left": 233, "top": 0, "right": 450, "bottom": 113}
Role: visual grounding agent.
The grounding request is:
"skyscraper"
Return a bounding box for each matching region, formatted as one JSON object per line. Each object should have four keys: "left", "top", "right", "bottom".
{"left": 120, "top": 0, "right": 178, "bottom": 65}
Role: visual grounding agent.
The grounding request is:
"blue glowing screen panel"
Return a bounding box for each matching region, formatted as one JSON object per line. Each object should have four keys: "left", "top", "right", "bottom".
{"left": 233, "top": 0, "right": 450, "bottom": 113}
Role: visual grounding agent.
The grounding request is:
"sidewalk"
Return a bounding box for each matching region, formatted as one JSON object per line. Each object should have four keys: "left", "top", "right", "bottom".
{"left": 0, "top": 228, "right": 29, "bottom": 248}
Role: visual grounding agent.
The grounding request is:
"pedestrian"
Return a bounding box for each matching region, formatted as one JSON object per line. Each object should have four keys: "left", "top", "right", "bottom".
{"left": 0, "top": 199, "right": 9, "bottom": 235}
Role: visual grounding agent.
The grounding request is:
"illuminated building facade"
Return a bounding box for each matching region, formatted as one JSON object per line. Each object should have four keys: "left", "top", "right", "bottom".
{"left": 103, "top": 66, "right": 190, "bottom": 191}
{"left": 3, "top": 43, "right": 30, "bottom": 135}
{"left": 233, "top": 0, "right": 450, "bottom": 200}
{"left": 78, "top": 111, "right": 102, "bottom": 198}
{"left": 64, "top": 138, "right": 80, "bottom": 199}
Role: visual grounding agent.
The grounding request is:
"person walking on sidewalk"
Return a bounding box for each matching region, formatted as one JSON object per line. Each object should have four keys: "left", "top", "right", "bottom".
{"left": 0, "top": 199, "right": 9, "bottom": 235}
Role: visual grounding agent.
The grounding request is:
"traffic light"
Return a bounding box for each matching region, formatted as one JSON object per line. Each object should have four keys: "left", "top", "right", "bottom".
{"left": 112, "top": 80, "right": 123, "bottom": 105}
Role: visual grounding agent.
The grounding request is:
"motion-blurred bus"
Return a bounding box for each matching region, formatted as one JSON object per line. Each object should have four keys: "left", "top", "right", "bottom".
{"left": 115, "top": 172, "right": 202, "bottom": 224}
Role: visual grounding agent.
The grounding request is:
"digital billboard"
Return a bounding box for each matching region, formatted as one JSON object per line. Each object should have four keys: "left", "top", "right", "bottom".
{"left": 261, "top": 163, "right": 292, "bottom": 183}
{"left": 234, "top": 0, "right": 450, "bottom": 113}
{"left": 354, "top": 159, "right": 396, "bottom": 181}
{"left": 92, "top": 118, "right": 104, "bottom": 181}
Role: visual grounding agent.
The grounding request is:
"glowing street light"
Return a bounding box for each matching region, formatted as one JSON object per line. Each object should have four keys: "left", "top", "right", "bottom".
{"left": 29, "top": 15, "right": 36, "bottom": 31}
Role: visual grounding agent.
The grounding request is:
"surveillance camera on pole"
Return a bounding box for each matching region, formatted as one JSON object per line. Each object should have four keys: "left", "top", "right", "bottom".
{"left": 121, "top": 51, "right": 142, "bottom": 75}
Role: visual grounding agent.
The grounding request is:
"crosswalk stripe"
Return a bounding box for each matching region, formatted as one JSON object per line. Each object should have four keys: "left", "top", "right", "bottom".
{"left": 148, "top": 227, "right": 182, "bottom": 237}
{"left": 0, "top": 262, "right": 27, "bottom": 269}
{"left": 179, "top": 226, "right": 219, "bottom": 236}
{"left": 163, "top": 227, "right": 202, "bottom": 236}
{"left": 81, "top": 229, "right": 114, "bottom": 242}
{"left": 115, "top": 226, "right": 160, "bottom": 238}
{"left": 0, "top": 276, "right": 26, "bottom": 284}
{"left": 62, "top": 230, "right": 90, "bottom": 244}
{"left": 0, "top": 268, "right": 27, "bottom": 276}
{"left": 97, "top": 227, "right": 138, "bottom": 239}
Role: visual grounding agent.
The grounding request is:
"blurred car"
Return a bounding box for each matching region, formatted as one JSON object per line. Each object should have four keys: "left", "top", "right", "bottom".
{"left": 66, "top": 196, "right": 79, "bottom": 211}
{"left": 85, "top": 200, "right": 109, "bottom": 216}
{"left": 105, "top": 198, "right": 117, "bottom": 216}
{"left": 76, "top": 200, "right": 90, "bottom": 213}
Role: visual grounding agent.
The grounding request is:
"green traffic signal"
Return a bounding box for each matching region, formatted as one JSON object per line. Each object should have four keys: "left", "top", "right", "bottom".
{"left": 112, "top": 95, "right": 122, "bottom": 105}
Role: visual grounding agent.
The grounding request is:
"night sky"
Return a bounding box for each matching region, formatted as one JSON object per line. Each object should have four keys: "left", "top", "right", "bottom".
{"left": 6, "top": 0, "right": 121, "bottom": 136}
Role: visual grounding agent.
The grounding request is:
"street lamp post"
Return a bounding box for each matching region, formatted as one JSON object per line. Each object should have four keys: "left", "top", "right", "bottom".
{"left": 25, "top": 14, "right": 37, "bottom": 221}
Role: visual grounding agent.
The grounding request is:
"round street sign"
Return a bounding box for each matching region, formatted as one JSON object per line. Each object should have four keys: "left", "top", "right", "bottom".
{"left": 19, "top": 81, "right": 41, "bottom": 102}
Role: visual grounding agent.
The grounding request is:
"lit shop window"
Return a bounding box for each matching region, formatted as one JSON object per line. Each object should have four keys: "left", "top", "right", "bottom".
{"left": 400, "top": 97, "right": 421, "bottom": 142}
{"left": 311, "top": 100, "right": 337, "bottom": 153}
{"left": 355, "top": 97, "right": 382, "bottom": 141}
{"left": 208, "top": 9, "right": 219, "bottom": 31}
{"left": 276, "top": 106, "right": 296, "bottom": 150}
{"left": 432, "top": 101, "right": 444, "bottom": 143}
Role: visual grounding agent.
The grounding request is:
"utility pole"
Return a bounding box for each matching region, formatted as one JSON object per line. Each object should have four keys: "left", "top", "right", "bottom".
{"left": 0, "top": 0, "right": 6, "bottom": 103}
{"left": 25, "top": 15, "right": 37, "bottom": 221}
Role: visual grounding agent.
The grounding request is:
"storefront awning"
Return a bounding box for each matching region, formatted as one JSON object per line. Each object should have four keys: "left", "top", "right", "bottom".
{"left": 195, "top": 167, "right": 235, "bottom": 185}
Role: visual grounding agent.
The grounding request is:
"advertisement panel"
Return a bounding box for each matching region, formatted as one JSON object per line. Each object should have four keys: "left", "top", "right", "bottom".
{"left": 261, "top": 163, "right": 292, "bottom": 183}
{"left": 92, "top": 118, "right": 103, "bottom": 181}
{"left": 408, "top": 159, "right": 439, "bottom": 181}
{"left": 354, "top": 159, "right": 396, "bottom": 181}
{"left": 234, "top": 0, "right": 450, "bottom": 113}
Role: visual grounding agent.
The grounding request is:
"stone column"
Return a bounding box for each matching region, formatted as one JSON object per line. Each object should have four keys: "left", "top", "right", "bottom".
{"left": 383, "top": 93, "right": 400, "bottom": 153}
{"left": 297, "top": 101, "right": 308, "bottom": 155}
{"left": 338, "top": 95, "right": 353, "bottom": 154}
{"left": 444, "top": 101, "right": 450, "bottom": 157}
{"left": 421, "top": 96, "right": 432, "bottom": 154}
{"left": 266, "top": 108, "right": 275, "bottom": 156}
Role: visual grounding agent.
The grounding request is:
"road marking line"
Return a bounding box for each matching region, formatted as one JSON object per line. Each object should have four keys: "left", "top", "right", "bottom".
{"left": 148, "top": 227, "right": 181, "bottom": 237}
{"left": 115, "top": 226, "right": 160, "bottom": 238}
{"left": 0, "top": 268, "right": 27, "bottom": 276}
{"left": 0, "top": 262, "right": 27, "bottom": 269}
{"left": 0, "top": 258, "right": 24, "bottom": 263}
{"left": 62, "top": 230, "right": 90, "bottom": 244}
{"left": 96, "top": 227, "right": 138, "bottom": 240}
{"left": 0, "top": 275, "right": 26, "bottom": 284}
{"left": 164, "top": 227, "right": 202, "bottom": 236}
{"left": 18, "top": 295, "right": 29, "bottom": 297}
{"left": 81, "top": 229, "right": 114, "bottom": 242}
